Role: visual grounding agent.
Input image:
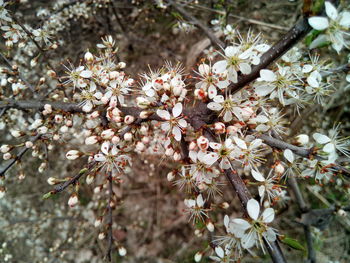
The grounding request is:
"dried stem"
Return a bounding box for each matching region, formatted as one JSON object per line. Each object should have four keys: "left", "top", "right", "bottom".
{"left": 105, "top": 175, "right": 114, "bottom": 261}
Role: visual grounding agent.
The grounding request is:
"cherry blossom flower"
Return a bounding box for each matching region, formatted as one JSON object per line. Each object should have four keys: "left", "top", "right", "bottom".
{"left": 156, "top": 103, "right": 187, "bottom": 141}
{"left": 194, "top": 63, "right": 229, "bottom": 99}
{"left": 254, "top": 66, "right": 300, "bottom": 105}
{"left": 208, "top": 138, "right": 236, "bottom": 169}
{"left": 313, "top": 125, "right": 350, "bottom": 160}
{"left": 251, "top": 169, "right": 280, "bottom": 204}
{"left": 231, "top": 199, "right": 277, "bottom": 252}
{"left": 188, "top": 150, "right": 218, "bottom": 184}
{"left": 94, "top": 141, "right": 131, "bottom": 176}
{"left": 308, "top": 2, "right": 350, "bottom": 52}
{"left": 184, "top": 194, "right": 208, "bottom": 222}
{"left": 232, "top": 136, "right": 265, "bottom": 169}
{"left": 213, "top": 45, "right": 253, "bottom": 83}
{"left": 208, "top": 92, "right": 255, "bottom": 122}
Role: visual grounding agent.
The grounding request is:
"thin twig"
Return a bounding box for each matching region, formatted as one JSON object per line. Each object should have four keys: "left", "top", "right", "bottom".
{"left": 167, "top": 0, "right": 225, "bottom": 48}
{"left": 105, "top": 175, "right": 114, "bottom": 262}
{"left": 0, "top": 134, "right": 41, "bottom": 177}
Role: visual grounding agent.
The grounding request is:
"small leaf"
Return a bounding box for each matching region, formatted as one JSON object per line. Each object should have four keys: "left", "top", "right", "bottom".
{"left": 78, "top": 168, "right": 88, "bottom": 175}
{"left": 42, "top": 191, "right": 55, "bottom": 199}
{"left": 281, "top": 237, "right": 306, "bottom": 251}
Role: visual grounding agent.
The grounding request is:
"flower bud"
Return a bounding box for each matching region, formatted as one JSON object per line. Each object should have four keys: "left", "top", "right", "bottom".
{"left": 167, "top": 171, "right": 175, "bottom": 181}
{"left": 165, "top": 147, "right": 174, "bottom": 156}
{"left": 85, "top": 136, "right": 99, "bottom": 145}
{"left": 173, "top": 151, "right": 181, "bottom": 161}
{"left": 124, "top": 132, "right": 133, "bottom": 141}
{"left": 25, "top": 141, "right": 33, "bottom": 148}
{"left": 206, "top": 221, "right": 215, "bottom": 232}
{"left": 94, "top": 217, "right": 102, "bottom": 227}
{"left": 135, "top": 141, "right": 145, "bottom": 151}
{"left": 173, "top": 84, "right": 183, "bottom": 96}
{"left": 136, "top": 97, "right": 150, "bottom": 109}
{"left": 139, "top": 111, "right": 151, "bottom": 119}
{"left": 226, "top": 125, "right": 238, "bottom": 135}
{"left": 140, "top": 125, "right": 148, "bottom": 135}
{"left": 118, "top": 246, "right": 127, "bottom": 256}
{"left": 47, "top": 177, "right": 58, "bottom": 185}
{"left": 214, "top": 122, "right": 225, "bottom": 134}
{"left": 194, "top": 252, "right": 203, "bottom": 262}
{"left": 124, "top": 115, "right": 135, "bottom": 124}
{"left": 84, "top": 51, "right": 94, "bottom": 62}
{"left": 98, "top": 232, "right": 105, "bottom": 240}
{"left": 11, "top": 130, "right": 23, "bottom": 138}
{"left": 111, "top": 136, "right": 120, "bottom": 144}
{"left": 101, "top": 129, "right": 115, "bottom": 139}
{"left": 220, "top": 202, "right": 230, "bottom": 209}
{"left": 86, "top": 174, "right": 94, "bottom": 185}
{"left": 38, "top": 126, "right": 48, "bottom": 134}
{"left": 189, "top": 141, "right": 197, "bottom": 151}
{"left": 68, "top": 193, "right": 78, "bottom": 207}
{"left": 141, "top": 136, "right": 150, "bottom": 144}
{"left": 0, "top": 187, "right": 6, "bottom": 199}
{"left": 55, "top": 114, "right": 63, "bottom": 123}
{"left": 118, "top": 62, "right": 126, "bottom": 69}
{"left": 1, "top": 145, "right": 11, "bottom": 153}
{"left": 3, "top": 153, "right": 12, "bottom": 160}
{"left": 44, "top": 104, "right": 52, "bottom": 113}
{"left": 66, "top": 150, "right": 80, "bottom": 160}
{"left": 337, "top": 209, "right": 347, "bottom": 217}
{"left": 274, "top": 162, "right": 285, "bottom": 175}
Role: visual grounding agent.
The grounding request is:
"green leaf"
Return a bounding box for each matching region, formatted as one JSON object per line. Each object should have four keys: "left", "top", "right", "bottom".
{"left": 42, "top": 191, "right": 55, "bottom": 199}
{"left": 78, "top": 168, "right": 88, "bottom": 175}
{"left": 281, "top": 237, "right": 306, "bottom": 251}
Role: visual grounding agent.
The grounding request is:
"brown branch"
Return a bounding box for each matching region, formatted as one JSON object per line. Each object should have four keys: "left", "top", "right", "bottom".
{"left": 0, "top": 134, "right": 41, "bottom": 177}
{"left": 53, "top": 166, "right": 90, "bottom": 194}
{"left": 258, "top": 134, "right": 350, "bottom": 176}
{"left": 167, "top": 0, "right": 225, "bottom": 48}
{"left": 202, "top": 128, "right": 287, "bottom": 263}
{"left": 105, "top": 175, "right": 114, "bottom": 262}
{"left": 227, "top": 16, "right": 311, "bottom": 94}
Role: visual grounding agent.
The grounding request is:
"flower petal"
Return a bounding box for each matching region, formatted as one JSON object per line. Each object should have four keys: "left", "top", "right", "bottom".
{"left": 308, "top": 16, "right": 329, "bottom": 31}
{"left": 313, "top": 133, "right": 331, "bottom": 144}
{"left": 262, "top": 207, "right": 275, "bottom": 223}
{"left": 325, "top": 2, "right": 338, "bottom": 21}
{"left": 283, "top": 149, "right": 294, "bottom": 163}
{"left": 260, "top": 69, "right": 277, "bottom": 82}
{"left": 247, "top": 198, "right": 260, "bottom": 220}
{"left": 172, "top": 103, "right": 183, "bottom": 118}
{"left": 251, "top": 169, "right": 265, "bottom": 182}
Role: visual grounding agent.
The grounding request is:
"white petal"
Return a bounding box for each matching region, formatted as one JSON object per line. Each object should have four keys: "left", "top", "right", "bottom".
{"left": 156, "top": 109, "right": 171, "bottom": 120}
{"left": 215, "top": 246, "right": 224, "bottom": 258}
{"left": 172, "top": 126, "right": 182, "bottom": 141}
{"left": 247, "top": 199, "right": 260, "bottom": 220}
{"left": 323, "top": 142, "right": 335, "bottom": 153}
{"left": 196, "top": 194, "right": 205, "bottom": 207}
{"left": 207, "top": 102, "right": 223, "bottom": 111}
{"left": 184, "top": 199, "right": 196, "bottom": 208}
{"left": 313, "top": 133, "right": 331, "bottom": 144}
{"left": 325, "top": 2, "right": 338, "bottom": 21}
{"left": 233, "top": 137, "right": 247, "bottom": 150}
{"left": 80, "top": 70, "right": 92, "bottom": 78}
{"left": 239, "top": 63, "right": 251, "bottom": 75}
{"left": 249, "top": 139, "right": 262, "bottom": 149}
{"left": 208, "top": 85, "right": 217, "bottom": 99}
{"left": 308, "top": 16, "right": 329, "bottom": 31}
{"left": 224, "top": 46, "right": 238, "bottom": 57}
{"left": 309, "top": 34, "right": 328, "bottom": 49}
{"left": 213, "top": 60, "right": 228, "bottom": 74}
{"left": 231, "top": 218, "right": 251, "bottom": 231}
{"left": 262, "top": 208, "right": 275, "bottom": 223}
{"left": 223, "top": 111, "right": 233, "bottom": 122}
{"left": 260, "top": 69, "right": 277, "bottom": 82}
{"left": 178, "top": 118, "right": 187, "bottom": 128}
{"left": 339, "top": 11, "right": 350, "bottom": 27}
{"left": 302, "top": 64, "right": 313, "bottom": 73}
{"left": 213, "top": 95, "right": 224, "bottom": 103}
{"left": 94, "top": 153, "right": 106, "bottom": 162}
{"left": 283, "top": 149, "right": 294, "bottom": 163}
{"left": 255, "top": 85, "right": 275, "bottom": 97}
{"left": 252, "top": 170, "right": 265, "bottom": 182}
{"left": 101, "top": 141, "right": 110, "bottom": 155}
{"left": 209, "top": 142, "right": 221, "bottom": 150}
{"left": 203, "top": 152, "right": 219, "bottom": 166}
{"left": 224, "top": 215, "right": 230, "bottom": 228}
{"left": 198, "top": 64, "right": 210, "bottom": 75}
{"left": 172, "top": 103, "right": 183, "bottom": 118}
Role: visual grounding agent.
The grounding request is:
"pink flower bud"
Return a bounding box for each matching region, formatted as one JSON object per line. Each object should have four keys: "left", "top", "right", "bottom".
{"left": 206, "top": 221, "right": 215, "bottom": 232}
{"left": 274, "top": 163, "right": 285, "bottom": 175}
{"left": 173, "top": 152, "right": 181, "bottom": 161}
{"left": 66, "top": 150, "right": 80, "bottom": 160}
{"left": 1, "top": 145, "right": 11, "bottom": 153}
{"left": 124, "top": 132, "right": 132, "bottom": 141}
{"left": 214, "top": 122, "right": 225, "bottom": 134}
{"left": 68, "top": 194, "right": 78, "bottom": 207}
{"left": 3, "top": 153, "right": 12, "bottom": 160}
{"left": 197, "top": 136, "right": 209, "bottom": 151}
{"left": 101, "top": 129, "right": 115, "bottom": 139}
{"left": 124, "top": 115, "right": 135, "bottom": 124}
{"left": 111, "top": 136, "right": 120, "bottom": 144}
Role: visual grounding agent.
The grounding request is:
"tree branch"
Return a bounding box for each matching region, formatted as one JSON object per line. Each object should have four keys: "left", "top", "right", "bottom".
{"left": 167, "top": 0, "right": 225, "bottom": 48}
